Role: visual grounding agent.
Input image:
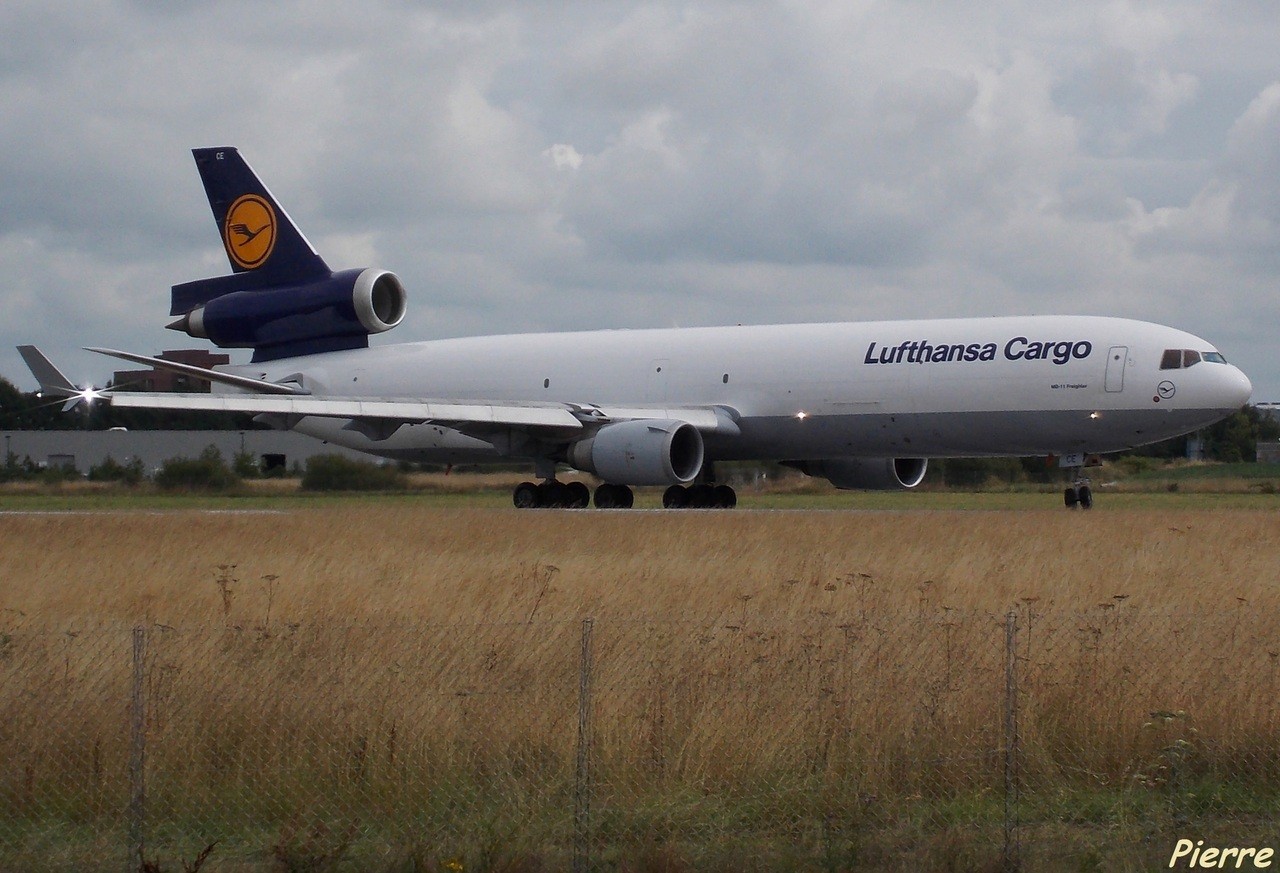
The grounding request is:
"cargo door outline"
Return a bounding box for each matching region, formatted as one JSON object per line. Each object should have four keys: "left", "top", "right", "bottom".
{"left": 1104, "top": 346, "right": 1128, "bottom": 393}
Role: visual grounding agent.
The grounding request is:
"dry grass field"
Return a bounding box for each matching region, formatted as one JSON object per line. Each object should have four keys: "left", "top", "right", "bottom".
{"left": 3, "top": 504, "right": 1280, "bottom": 870}
{"left": 3, "top": 504, "right": 1279, "bottom": 622}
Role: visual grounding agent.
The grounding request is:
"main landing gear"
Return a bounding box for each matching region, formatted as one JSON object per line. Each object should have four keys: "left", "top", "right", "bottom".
{"left": 662, "top": 483, "right": 737, "bottom": 509}
{"left": 510, "top": 480, "right": 739, "bottom": 509}
{"left": 512, "top": 480, "right": 633, "bottom": 509}
{"left": 512, "top": 480, "right": 591, "bottom": 509}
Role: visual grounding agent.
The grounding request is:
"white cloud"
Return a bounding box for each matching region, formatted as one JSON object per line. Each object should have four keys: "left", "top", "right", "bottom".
{"left": 543, "top": 143, "right": 583, "bottom": 171}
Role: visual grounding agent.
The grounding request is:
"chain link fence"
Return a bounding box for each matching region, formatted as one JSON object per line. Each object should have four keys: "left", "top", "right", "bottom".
{"left": 3, "top": 605, "right": 1278, "bottom": 871}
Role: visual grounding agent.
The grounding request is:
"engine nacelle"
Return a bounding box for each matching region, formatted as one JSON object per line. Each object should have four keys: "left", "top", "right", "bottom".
{"left": 568, "top": 419, "right": 704, "bottom": 486}
{"left": 794, "top": 457, "right": 928, "bottom": 490}
{"left": 170, "top": 267, "right": 407, "bottom": 357}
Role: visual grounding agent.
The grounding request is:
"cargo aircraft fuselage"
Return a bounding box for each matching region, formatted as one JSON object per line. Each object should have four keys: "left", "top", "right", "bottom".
{"left": 26, "top": 148, "right": 1251, "bottom": 509}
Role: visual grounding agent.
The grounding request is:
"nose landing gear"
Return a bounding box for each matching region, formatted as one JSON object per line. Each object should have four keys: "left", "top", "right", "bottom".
{"left": 1064, "top": 476, "right": 1093, "bottom": 510}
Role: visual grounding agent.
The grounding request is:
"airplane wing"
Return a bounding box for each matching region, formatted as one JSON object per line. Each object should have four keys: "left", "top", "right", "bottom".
{"left": 106, "top": 390, "right": 585, "bottom": 430}
{"left": 106, "top": 391, "right": 735, "bottom": 433}
{"left": 84, "top": 347, "right": 737, "bottom": 439}
{"left": 86, "top": 347, "right": 309, "bottom": 395}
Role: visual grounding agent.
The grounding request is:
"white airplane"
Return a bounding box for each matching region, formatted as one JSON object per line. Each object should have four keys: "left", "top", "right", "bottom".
{"left": 23, "top": 147, "right": 1252, "bottom": 509}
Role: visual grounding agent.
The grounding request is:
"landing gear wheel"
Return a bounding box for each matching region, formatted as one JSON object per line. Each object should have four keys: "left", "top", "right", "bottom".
{"left": 713, "top": 484, "right": 737, "bottom": 509}
{"left": 1077, "top": 485, "right": 1093, "bottom": 510}
{"left": 687, "top": 484, "right": 715, "bottom": 507}
{"left": 536, "top": 480, "right": 568, "bottom": 507}
{"left": 513, "top": 481, "right": 539, "bottom": 509}
{"left": 566, "top": 481, "right": 590, "bottom": 509}
{"left": 594, "top": 483, "right": 634, "bottom": 509}
{"left": 663, "top": 485, "right": 689, "bottom": 508}
{"left": 1063, "top": 487, "right": 1078, "bottom": 509}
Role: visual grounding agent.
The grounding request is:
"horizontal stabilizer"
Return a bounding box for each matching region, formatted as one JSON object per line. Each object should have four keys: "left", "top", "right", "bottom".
{"left": 17, "top": 345, "right": 80, "bottom": 397}
{"left": 16, "top": 343, "right": 86, "bottom": 396}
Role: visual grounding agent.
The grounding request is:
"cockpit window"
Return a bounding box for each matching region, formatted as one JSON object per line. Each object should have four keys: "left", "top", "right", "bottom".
{"left": 1161, "top": 348, "right": 1222, "bottom": 369}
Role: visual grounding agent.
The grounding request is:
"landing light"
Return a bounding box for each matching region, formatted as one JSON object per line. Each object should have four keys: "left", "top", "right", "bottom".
{"left": 1089, "top": 412, "right": 1100, "bottom": 420}
{"left": 796, "top": 411, "right": 808, "bottom": 421}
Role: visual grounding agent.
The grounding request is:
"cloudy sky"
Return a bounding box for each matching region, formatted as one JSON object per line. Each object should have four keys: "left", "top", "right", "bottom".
{"left": 3, "top": 1, "right": 1279, "bottom": 400}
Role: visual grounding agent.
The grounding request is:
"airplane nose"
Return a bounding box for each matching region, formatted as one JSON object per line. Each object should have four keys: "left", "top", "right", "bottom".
{"left": 1225, "top": 366, "right": 1253, "bottom": 410}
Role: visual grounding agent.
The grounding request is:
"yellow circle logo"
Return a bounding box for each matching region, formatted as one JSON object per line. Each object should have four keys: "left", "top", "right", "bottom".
{"left": 223, "top": 194, "right": 277, "bottom": 269}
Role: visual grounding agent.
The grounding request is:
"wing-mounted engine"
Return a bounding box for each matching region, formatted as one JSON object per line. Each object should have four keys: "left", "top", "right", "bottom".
{"left": 167, "top": 267, "right": 407, "bottom": 361}
{"left": 567, "top": 419, "right": 705, "bottom": 485}
{"left": 789, "top": 457, "right": 928, "bottom": 490}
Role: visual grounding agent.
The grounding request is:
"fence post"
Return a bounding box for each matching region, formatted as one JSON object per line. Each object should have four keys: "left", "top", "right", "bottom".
{"left": 573, "top": 618, "right": 595, "bottom": 873}
{"left": 128, "top": 625, "right": 147, "bottom": 872}
{"left": 1002, "top": 611, "right": 1020, "bottom": 872}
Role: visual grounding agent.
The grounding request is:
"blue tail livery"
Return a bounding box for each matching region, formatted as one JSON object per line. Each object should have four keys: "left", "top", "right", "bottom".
{"left": 168, "top": 147, "right": 406, "bottom": 362}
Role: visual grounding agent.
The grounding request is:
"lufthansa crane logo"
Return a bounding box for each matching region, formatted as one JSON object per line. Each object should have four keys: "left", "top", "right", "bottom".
{"left": 223, "top": 194, "right": 277, "bottom": 269}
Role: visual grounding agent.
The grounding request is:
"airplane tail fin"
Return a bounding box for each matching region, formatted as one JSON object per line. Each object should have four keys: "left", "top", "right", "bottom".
{"left": 167, "top": 147, "right": 407, "bottom": 363}
{"left": 171, "top": 148, "right": 331, "bottom": 315}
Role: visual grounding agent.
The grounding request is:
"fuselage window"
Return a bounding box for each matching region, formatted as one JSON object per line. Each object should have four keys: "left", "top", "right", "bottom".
{"left": 1160, "top": 349, "right": 1182, "bottom": 370}
{"left": 1182, "top": 350, "right": 1201, "bottom": 368}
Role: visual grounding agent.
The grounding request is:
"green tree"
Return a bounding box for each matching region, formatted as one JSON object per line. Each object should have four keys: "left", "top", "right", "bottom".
{"left": 154, "top": 446, "right": 240, "bottom": 491}
{"left": 301, "top": 454, "right": 407, "bottom": 491}
{"left": 1201, "top": 406, "right": 1280, "bottom": 463}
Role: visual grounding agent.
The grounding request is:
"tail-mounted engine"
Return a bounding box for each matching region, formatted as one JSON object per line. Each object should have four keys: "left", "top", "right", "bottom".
{"left": 168, "top": 267, "right": 407, "bottom": 361}
{"left": 169, "top": 147, "right": 409, "bottom": 363}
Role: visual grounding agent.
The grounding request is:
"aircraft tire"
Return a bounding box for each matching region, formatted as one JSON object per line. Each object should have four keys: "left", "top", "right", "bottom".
{"left": 687, "top": 484, "right": 715, "bottom": 507}
{"left": 1063, "top": 487, "right": 1079, "bottom": 509}
{"left": 1078, "top": 485, "right": 1093, "bottom": 510}
{"left": 537, "top": 480, "right": 569, "bottom": 507}
{"left": 513, "top": 481, "right": 540, "bottom": 509}
{"left": 566, "top": 481, "right": 590, "bottom": 509}
{"left": 714, "top": 485, "right": 737, "bottom": 509}
{"left": 663, "top": 485, "right": 688, "bottom": 508}
{"left": 610, "top": 484, "right": 634, "bottom": 508}
{"left": 594, "top": 483, "right": 623, "bottom": 509}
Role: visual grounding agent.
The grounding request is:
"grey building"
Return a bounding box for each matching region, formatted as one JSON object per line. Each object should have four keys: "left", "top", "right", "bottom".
{"left": 2, "top": 430, "right": 370, "bottom": 474}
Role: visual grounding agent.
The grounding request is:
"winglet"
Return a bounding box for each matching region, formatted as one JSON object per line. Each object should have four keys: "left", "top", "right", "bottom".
{"left": 17, "top": 345, "right": 80, "bottom": 397}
